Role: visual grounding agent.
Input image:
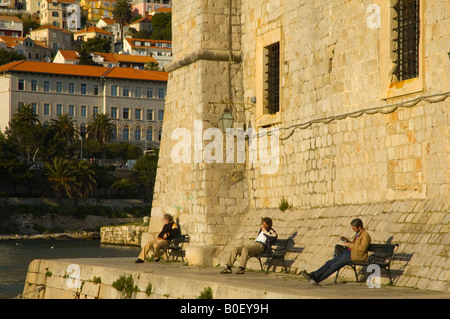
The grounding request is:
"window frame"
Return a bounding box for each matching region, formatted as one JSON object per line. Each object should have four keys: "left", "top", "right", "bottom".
{"left": 123, "top": 108, "right": 130, "bottom": 119}
{"left": 379, "top": 0, "right": 424, "bottom": 99}
{"left": 69, "top": 82, "right": 75, "bottom": 94}
{"left": 81, "top": 105, "right": 87, "bottom": 118}
{"left": 44, "top": 103, "right": 50, "bottom": 116}
{"left": 111, "top": 107, "right": 118, "bottom": 119}
{"left": 44, "top": 81, "right": 50, "bottom": 92}
{"left": 18, "top": 79, "right": 24, "bottom": 91}
{"left": 255, "top": 28, "right": 282, "bottom": 127}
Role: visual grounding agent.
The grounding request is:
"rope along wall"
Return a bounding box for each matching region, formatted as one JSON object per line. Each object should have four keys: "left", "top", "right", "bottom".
{"left": 272, "top": 91, "right": 450, "bottom": 140}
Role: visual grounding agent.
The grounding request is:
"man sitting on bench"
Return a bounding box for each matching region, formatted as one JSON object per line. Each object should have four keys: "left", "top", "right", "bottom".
{"left": 220, "top": 217, "right": 277, "bottom": 275}
{"left": 301, "top": 218, "right": 371, "bottom": 285}
{"left": 135, "top": 214, "right": 180, "bottom": 263}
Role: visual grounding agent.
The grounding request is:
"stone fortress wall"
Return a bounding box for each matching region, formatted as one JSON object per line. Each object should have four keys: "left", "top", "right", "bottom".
{"left": 147, "top": 0, "right": 449, "bottom": 291}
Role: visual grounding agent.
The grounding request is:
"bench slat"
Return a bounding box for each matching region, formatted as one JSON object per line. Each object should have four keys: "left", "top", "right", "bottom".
{"left": 249, "top": 238, "right": 290, "bottom": 274}
{"left": 368, "top": 244, "right": 396, "bottom": 253}
{"left": 335, "top": 242, "right": 398, "bottom": 285}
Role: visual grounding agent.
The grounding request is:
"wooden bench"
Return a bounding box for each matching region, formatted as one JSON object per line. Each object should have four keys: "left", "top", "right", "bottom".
{"left": 248, "top": 239, "right": 290, "bottom": 274}
{"left": 161, "top": 234, "right": 189, "bottom": 262}
{"left": 335, "top": 243, "right": 399, "bottom": 284}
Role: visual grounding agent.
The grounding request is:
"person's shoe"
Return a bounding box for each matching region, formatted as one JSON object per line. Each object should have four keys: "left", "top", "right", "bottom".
{"left": 135, "top": 259, "right": 144, "bottom": 264}
{"left": 220, "top": 267, "right": 232, "bottom": 274}
{"left": 236, "top": 268, "right": 245, "bottom": 274}
{"left": 309, "top": 279, "right": 321, "bottom": 286}
{"left": 300, "top": 270, "right": 312, "bottom": 281}
{"left": 154, "top": 258, "right": 160, "bottom": 262}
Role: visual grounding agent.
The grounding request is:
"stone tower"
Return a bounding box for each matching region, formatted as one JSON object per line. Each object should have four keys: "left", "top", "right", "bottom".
{"left": 148, "top": 0, "right": 449, "bottom": 291}
{"left": 148, "top": 0, "right": 247, "bottom": 265}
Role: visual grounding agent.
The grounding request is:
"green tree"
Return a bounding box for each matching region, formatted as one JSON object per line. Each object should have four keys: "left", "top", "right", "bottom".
{"left": 113, "top": 0, "right": 133, "bottom": 43}
{"left": 5, "top": 104, "right": 43, "bottom": 168}
{"left": 144, "top": 61, "right": 160, "bottom": 71}
{"left": 21, "top": 16, "right": 40, "bottom": 36}
{"left": 44, "top": 157, "right": 77, "bottom": 204}
{"left": 130, "top": 14, "right": 142, "bottom": 23}
{"left": 83, "top": 37, "right": 112, "bottom": 53}
{"left": 0, "top": 48, "right": 26, "bottom": 66}
{"left": 134, "top": 148, "right": 159, "bottom": 200}
{"left": 50, "top": 114, "right": 78, "bottom": 143}
{"left": 107, "top": 142, "right": 142, "bottom": 161}
{"left": 87, "top": 113, "right": 114, "bottom": 143}
{"left": 134, "top": 29, "right": 152, "bottom": 39}
{"left": 78, "top": 48, "right": 99, "bottom": 66}
{"left": 44, "top": 158, "right": 97, "bottom": 204}
{"left": 150, "top": 12, "right": 171, "bottom": 40}
{"left": 80, "top": 138, "right": 104, "bottom": 159}
{"left": 0, "top": 132, "right": 32, "bottom": 194}
{"left": 126, "top": 27, "right": 137, "bottom": 38}
{"left": 72, "top": 160, "right": 97, "bottom": 198}
{"left": 10, "top": 104, "right": 39, "bottom": 126}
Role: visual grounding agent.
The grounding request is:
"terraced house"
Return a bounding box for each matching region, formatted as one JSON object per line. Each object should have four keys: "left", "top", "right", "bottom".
{"left": 0, "top": 60, "right": 168, "bottom": 148}
{"left": 39, "top": 0, "right": 77, "bottom": 29}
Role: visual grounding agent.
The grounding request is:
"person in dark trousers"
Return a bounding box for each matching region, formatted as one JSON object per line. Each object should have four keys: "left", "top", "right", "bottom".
{"left": 135, "top": 214, "right": 180, "bottom": 263}
{"left": 301, "top": 218, "right": 371, "bottom": 285}
{"left": 220, "top": 217, "right": 277, "bottom": 274}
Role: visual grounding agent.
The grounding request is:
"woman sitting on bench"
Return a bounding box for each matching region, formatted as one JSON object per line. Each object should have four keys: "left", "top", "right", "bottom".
{"left": 220, "top": 217, "right": 277, "bottom": 275}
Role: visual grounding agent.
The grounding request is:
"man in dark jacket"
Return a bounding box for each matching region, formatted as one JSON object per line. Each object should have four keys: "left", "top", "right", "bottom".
{"left": 220, "top": 217, "right": 277, "bottom": 274}
{"left": 135, "top": 214, "right": 180, "bottom": 263}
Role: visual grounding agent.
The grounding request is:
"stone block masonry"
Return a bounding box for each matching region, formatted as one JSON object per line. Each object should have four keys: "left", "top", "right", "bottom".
{"left": 222, "top": 198, "right": 449, "bottom": 293}
{"left": 21, "top": 257, "right": 450, "bottom": 299}
{"left": 147, "top": 0, "right": 449, "bottom": 292}
{"left": 101, "top": 225, "right": 148, "bottom": 246}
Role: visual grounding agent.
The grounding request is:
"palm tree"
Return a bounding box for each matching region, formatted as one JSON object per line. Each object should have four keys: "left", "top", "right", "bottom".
{"left": 72, "top": 159, "right": 97, "bottom": 198}
{"left": 11, "top": 104, "right": 40, "bottom": 126}
{"left": 113, "top": 0, "right": 133, "bottom": 44}
{"left": 87, "top": 113, "right": 114, "bottom": 143}
{"left": 50, "top": 114, "right": 78, "bottom": 143}
{"left": 44, "top": 157, "right": 77, "bottom": 204}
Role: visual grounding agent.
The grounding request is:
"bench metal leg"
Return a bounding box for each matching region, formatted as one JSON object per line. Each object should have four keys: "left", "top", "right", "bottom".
{"left": 257, "top": 257, "right": 264, "bottom": 271}
{"left": 352, "top": 265, "right": 359, "bottom": 282}
{"left": 387, "top": 265, "right": 393, "bottom": 285}
{"left": 281, "top": 258, "right": 288, "bottom": 273}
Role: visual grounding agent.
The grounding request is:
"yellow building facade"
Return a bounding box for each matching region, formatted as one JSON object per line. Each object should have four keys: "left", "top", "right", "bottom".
{"left": 80, "top": 0, "right": 116, "bottom": 22}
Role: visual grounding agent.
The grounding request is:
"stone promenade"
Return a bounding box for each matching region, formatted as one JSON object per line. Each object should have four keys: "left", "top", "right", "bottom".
{"left": 22, "top": 257, "right": 449, "bottom": 299}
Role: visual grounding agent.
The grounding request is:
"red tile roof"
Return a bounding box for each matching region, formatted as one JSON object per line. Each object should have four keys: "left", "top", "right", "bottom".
{"left": 99, "top": 17, "right": 117, "bottom": 25}
{"left": 57, "top": 49, "right": 79, "bottom": 61}
{"left": 125, "top": 38, "right": 172, "bottom": 50}
{"left": 0, "top": 60, "right": 168, "bottom": 82}
{"left": 56, "top": 50, "right": 158, "bottom": 65}
{"left": 76, "top": 26, "right": 113, "bottom": 36}
{"left": 31, "top": 25, "right": 72, "bottom": 34}
{"left": 0, "top": 15, "right": 24, "bottom": 23}
{"left": 130, "top": 15, "right": 152, "bottom": 25}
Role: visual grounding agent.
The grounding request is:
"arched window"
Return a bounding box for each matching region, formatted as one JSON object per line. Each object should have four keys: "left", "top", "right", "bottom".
{"left": 112, "top": 126, "right": 117, "bottom": 140}
{"left": 146, "top": 128, "right": 153, "bottom": 141}
{"left": 123, "top": 126, "right": 129, "bottom": 141}
{"left": 134, "top": 127, "right": 141, "bottom": 141}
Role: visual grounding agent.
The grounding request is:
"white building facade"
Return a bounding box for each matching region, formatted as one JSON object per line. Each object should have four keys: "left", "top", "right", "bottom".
{"left": 0, "top": 60, "right": 168, "bottom": 148}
